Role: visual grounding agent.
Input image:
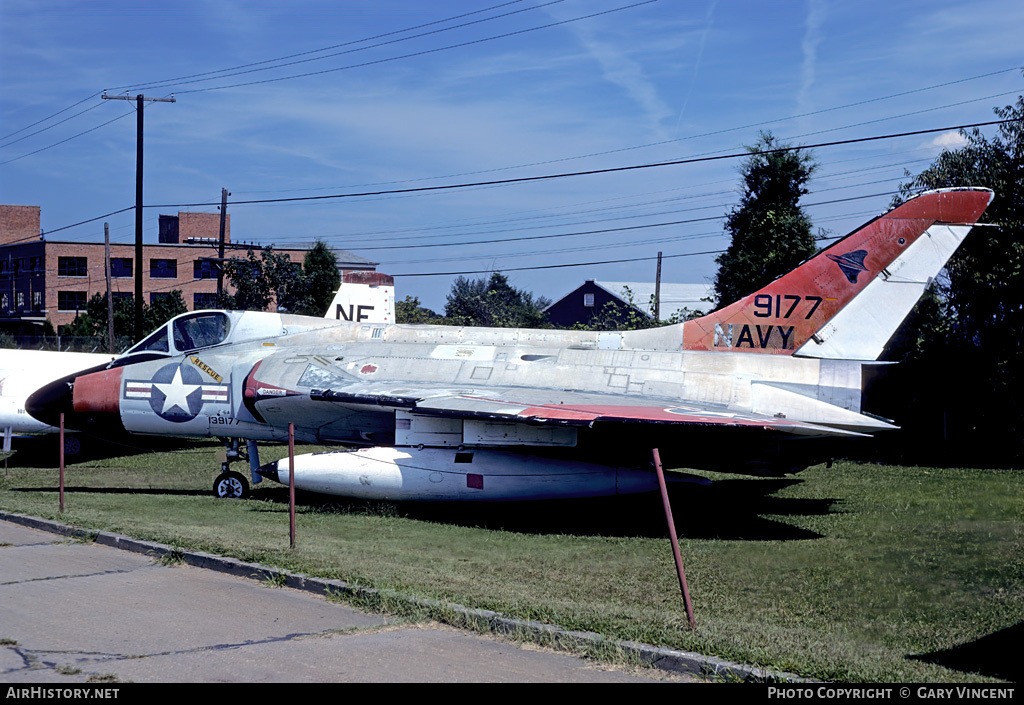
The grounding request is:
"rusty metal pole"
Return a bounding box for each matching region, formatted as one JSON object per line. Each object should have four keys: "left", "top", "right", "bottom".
{"left": 59, "top": 413, "right": 65, "bottom": 513}
{"left": 652, "top": 448, "right": 695, "bottom": 628}
{"left": 288, "top": 423, "right": 295, "bottom": 549}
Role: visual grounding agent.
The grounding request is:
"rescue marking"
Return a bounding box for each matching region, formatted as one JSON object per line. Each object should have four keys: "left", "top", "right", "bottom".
{"left": 190, "top": 356, "right": 223, "bottom": 383}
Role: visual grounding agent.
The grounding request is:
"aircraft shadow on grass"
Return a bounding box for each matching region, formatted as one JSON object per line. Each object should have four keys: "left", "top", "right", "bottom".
{"left": 9, "top": 486, "right": 212, "bottom": 497}
{"left": 250, "top": 476, "right": 835, "bottom": 541}
{"left": 909, "top": 621, "right": 1023, "bottom": 683}
{"left": 4, "top": 434, "right": 190, "bottom": 467}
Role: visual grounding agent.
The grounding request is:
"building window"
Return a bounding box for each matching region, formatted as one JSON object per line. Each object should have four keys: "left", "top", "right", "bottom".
{"left": 58, "top": 257, "right": 88, "bottom": 277}
{"left": 16, "top": 292, "right": 24, "bottom": 310}
{"left": 193, "top": 259, "right": 218, "bottom": 280}
{"left": 150, "top": 259, "right": 177, "bottom": 279}
{"left": 1, "top": 294, "right": 6, "bottom": 311}
{"left": 32, "top": 291, "right": 42, "bottom": 310}
{"left": 194, "top": 292, "right": 218, "bottom": 309}
{"left": 150, "top": 292, "right": 174, "bottom": 304}
{"left": 583, "top": 293, "right": 595, "bottom": 307}
{"left": 58, "top": 291, "right": 87, "bottom": 311}
{"left": 111, "top": 258, "right": 133, "bottom": 278}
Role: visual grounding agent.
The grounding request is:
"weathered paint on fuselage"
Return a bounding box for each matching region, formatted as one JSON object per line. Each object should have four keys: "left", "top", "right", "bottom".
{"left": 113, "top": 318, "right": 881, "bottom": 455}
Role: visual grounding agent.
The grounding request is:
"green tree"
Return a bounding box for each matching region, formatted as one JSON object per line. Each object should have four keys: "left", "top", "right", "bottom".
{"left": 220, "top": 246, "right": 295, "bottom": 312}
{"left": 712, "top": 131, "right": 818, "bottom": 307}
{"left": 874, "top": 95, "right": 1023, "bottom": 464}
{"left": 396, "top": 295, "right": 440, "bottom": 324}
{"left": 444, "top": 272, "right": 550, "bottom": 328}
{"left": 62, "top": 291, "right": 187, "bottom": 349}
{"left": 145, "top": 291, "right": 189, "bottom": 330}
{"left": 281, "top": 241, "right": 341, "bottom": 316}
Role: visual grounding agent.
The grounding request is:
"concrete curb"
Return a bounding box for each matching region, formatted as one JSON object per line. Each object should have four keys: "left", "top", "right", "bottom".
{"left": 1, "top": 510, "right": 811, "bottom": 683}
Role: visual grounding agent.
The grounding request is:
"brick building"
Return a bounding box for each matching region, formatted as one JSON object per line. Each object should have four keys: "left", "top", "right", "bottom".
{"left": 0, "top": 205, "right": 378, "bottom": 333}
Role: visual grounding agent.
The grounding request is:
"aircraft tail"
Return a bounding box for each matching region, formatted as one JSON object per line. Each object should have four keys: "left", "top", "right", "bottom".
{"left": 325, "top": 271, "right": 395, "bottom": 323}
{"left": 680, "top": 187, "right": 994, "bottom": 360}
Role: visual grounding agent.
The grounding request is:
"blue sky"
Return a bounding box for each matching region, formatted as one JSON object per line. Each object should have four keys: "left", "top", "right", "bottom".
{"left": 1, "top": 0, "right": 1022, "bottom": 313}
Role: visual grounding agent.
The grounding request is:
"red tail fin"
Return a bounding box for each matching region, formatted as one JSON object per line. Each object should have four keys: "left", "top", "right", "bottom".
{"left": 681, "top": 188, "right": 993, "bottom": 360}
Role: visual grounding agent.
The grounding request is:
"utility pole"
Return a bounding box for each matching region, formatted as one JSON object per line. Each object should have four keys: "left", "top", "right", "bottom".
{"left": 104, "top": 223, "right": 114, "bottom": 354}
{"left": 101, "top": 92, "right": 176, "bottom": 342}
{"left": 217, "top": 188, "right": 229, "bottom": 300}
{"left": 654, "top": 251, "right": 663, "bottom": 321}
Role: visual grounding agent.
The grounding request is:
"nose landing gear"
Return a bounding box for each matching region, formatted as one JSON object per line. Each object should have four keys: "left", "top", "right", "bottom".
{"left": 213, "top": 469, "right": 249, "bottom": 499}
{"left": 212, "top": 438, "right": 260, "bottom": 498}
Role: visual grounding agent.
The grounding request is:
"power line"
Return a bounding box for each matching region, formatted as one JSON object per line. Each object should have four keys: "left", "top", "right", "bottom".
{"left": 0, "top": 93, "right": 104, "bottom": 146}
{"left": 120, "top": 0, "right": 567, "bottom": 93}
{"left": 147, "top": 118, "right": 1019, "bottom": 209}
{"left": 0, "top": 103, "right": 141, "bottom": 166}
{"left": 237, "top": 66, "right": 1024, "bottom": 195}
{"left": 389, "top": 227, "right": 867, "bottom": 278}
{"left": 1, "top": 2, "right": 538, "bottom": 144}
{"left": 171, "top": 1, "right": 659, "bottom": 94}
{"left": 31, "top": 116, "right": 1021, "bottom": 241}
{"left": 0, "top": 2, "right": 652, "bottom": 169}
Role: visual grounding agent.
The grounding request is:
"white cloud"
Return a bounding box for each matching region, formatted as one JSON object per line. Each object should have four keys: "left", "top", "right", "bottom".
{"left": 930, "top": 131, "right": 969, "bottom": 150}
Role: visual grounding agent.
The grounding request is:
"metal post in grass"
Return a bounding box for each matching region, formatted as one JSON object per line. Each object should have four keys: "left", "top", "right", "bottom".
{"left": 59, "top": 413, "right": 65, "bottom": 513}
{"left": 288, "top": 422, "right": 296, "bottom": 549}
{"left": 652, "top": 447, "right": 695, "bottom": 628}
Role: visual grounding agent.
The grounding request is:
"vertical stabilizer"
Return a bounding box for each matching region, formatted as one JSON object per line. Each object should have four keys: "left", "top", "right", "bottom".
{"left": 681, "top": 188, "right": 993, "bottom": 360}
{"left": 325, "top": 272, "right": 395, "bottom": 324}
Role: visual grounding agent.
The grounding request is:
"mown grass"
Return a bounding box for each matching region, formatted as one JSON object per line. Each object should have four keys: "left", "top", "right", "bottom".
{"left": 0, "top": 438, "right": 1020, "bottom": 683}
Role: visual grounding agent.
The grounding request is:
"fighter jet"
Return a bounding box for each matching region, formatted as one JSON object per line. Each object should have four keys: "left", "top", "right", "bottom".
{"left": 26, "top": 188, "right": 993, "bottom": 501}
{"left": 1, "top": 273, "right": 393, "bottom": 462}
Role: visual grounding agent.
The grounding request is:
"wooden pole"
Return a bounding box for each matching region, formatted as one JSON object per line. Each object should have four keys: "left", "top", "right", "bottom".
{"left": 652, "top": 447, "right": 695, "bottom": 628}
{"left": 100, "top": 92, "right": 176, "bottom": 341}
{"left": 104, "top": 223, "right": 115, "bottom": 353}
{"left": 288, "top": 423, "right": 296, "bottom": 549}
{"left": 59, "top": 413, "right": 65, "bottom": 513}
{"left": 654, "top": 251, "right": 663, "bottom": 321}
{"left": 217, "top": 188, "right": 228, "bottom": 300}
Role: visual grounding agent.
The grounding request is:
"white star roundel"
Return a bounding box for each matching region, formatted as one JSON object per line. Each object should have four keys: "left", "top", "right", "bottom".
{"left": 125, "top": 362, "right": 228, "bottom": 423}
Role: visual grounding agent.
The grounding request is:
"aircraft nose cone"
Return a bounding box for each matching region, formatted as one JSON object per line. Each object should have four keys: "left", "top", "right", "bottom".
{"left": 25, "top": 375, "right": 75, "bottom": 428}
{"left": 26, "top": 364, "right": 125, "bottom": 433}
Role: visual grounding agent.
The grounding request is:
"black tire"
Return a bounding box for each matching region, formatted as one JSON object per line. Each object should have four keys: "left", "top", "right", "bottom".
{"left": 213, "top": 470, "right": 249, "bottom": 499}
{"left": 63, "top": 435, "right": 82, "bottom": 457}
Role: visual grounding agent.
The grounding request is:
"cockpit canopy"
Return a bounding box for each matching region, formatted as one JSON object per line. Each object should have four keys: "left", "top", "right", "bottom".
{"left": 119, "top": 309, "right": 344, "bottom": 363}
{"left": 127, "top": 311, "right": 232, "bottom": 356}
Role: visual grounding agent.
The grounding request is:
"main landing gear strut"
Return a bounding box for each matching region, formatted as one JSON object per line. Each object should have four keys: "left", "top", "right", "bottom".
{"left": 212, "top": 438, "right": 261, "bottom": 499}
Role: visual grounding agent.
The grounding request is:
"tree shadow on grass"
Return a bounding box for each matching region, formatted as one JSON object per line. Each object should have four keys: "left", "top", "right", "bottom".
{"left": 910, "top": 622, "right": 1023, "bottom": 683}
{"left": 252, "top": 475, "right": 836, "bottom": 541}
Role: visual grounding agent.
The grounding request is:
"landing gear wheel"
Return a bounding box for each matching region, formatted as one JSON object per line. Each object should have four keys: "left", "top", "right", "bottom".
{"left": 213, "top": 470, "right": 249, "bottom": 499}
{"left": 63, "top": 435, "right": 82, "bottom": 457}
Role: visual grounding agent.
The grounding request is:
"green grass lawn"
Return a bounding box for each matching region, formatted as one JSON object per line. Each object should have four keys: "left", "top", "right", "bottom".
{"left": 1, "top": 437, "right": 1020, "bottom": 683}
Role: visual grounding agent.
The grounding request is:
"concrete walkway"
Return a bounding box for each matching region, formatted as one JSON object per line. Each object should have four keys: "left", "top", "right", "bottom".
{"left": 0, "top": 516, "right": 703, "bottom": 683}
